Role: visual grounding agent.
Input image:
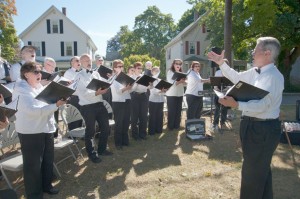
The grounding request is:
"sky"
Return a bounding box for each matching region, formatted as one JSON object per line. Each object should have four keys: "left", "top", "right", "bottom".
{"left": 13, "top": 0, "right": 193, "bottom": 57}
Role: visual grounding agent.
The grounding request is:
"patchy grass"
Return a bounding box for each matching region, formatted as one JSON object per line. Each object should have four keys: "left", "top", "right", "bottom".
{"left": 2, "top": 106, "right": 299, "bottom": 199}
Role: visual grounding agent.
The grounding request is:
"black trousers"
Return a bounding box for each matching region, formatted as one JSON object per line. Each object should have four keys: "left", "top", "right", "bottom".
{"left": 213, "top": 95, "right": 228, "bottom": 125}
{"left": 112, "top": 99, "right": 131, "bottom": 147}
{"left": 186, "top": 94, "right": 203, "bottom": 119}
{"left": 239, "top": 118, "right": 281, "bottom": 199}
{"left": 148, "top": 102, "right": 164, "bottom": 134}
{"left": 131, "top": 93, "right": 148, "bottom": 139}
{"left": 166, "top": 96, "right": 183, "bottom": 130}
{"left": 18, "top": 133, "right": 54, "bottom": 199}
{"left": 80, "top": 102, "right": 109, "bottom": 156}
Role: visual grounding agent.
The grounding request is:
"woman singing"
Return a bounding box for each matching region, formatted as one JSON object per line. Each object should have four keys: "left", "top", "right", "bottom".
{"left": 12, "top": 62, "right": 66, "bottom": 199}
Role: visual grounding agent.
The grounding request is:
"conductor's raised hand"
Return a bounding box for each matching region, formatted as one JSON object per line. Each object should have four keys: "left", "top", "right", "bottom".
{"left": 207, "top": 50, "right": 225, "bottom": 66}
{"left": 218, "top": 96, "right": 238, "bottom": 108}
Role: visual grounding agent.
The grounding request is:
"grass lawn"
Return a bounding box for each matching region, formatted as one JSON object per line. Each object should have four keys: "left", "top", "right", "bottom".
{"left": 2, "top": 105, "right": 299, "bottom": 199}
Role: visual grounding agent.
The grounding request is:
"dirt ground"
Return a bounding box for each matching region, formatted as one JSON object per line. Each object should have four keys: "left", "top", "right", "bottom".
{"left": 1, "top": 105, "right": 300, "bottom": 199}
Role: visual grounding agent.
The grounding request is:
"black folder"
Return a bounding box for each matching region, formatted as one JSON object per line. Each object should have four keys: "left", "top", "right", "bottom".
{"left": 210, "top": 76, "right": 233, "bottom": 87}
{"left": 155, "top": 79, "right": 173, "bottom": 90}
{"left": 115, "top": 72, "right": 135, "bottom": 86}
{"left": 57, "top": 80, "right": 70, "bottom": 86}
{"left": 0, "top": 106, "right": 17, "bottom": 122}
{"left": 41, "top": 71, "right": 59, "bottom": 81}
{"left": 97, "top": 65, "right": 113, "bottom": 80}
{"left": 135, "top": 75, "right": 156, "bottom": 87}
{"left": 86, "top": 78, "right": 111, "bottom": 91}
{"left": 144, "top": 69, "right": 152, "bottom": 76}
{"left": 0, "top": 84, "right": 12, "bottom": 98}
{"left": 171, "top": 71, "right": 188, "bottom": 81}
{"left": 214, "top": 81, "right": 269, "bottom": 102}
{"left": 35, "top": 81, "right": 75, "bottom": 104}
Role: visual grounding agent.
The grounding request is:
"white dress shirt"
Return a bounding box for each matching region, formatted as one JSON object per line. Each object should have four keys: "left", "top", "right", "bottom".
{"left": 10, "top": 61, "right": 25, "bottom": 82}
{"left": 75, "top": 69, "right": 104, "bottom": 105}
{"left": 64, "top": 67, "right": 80, "bottom": 81}
{"left": 149, "top": 78, "right": 165, "bottom": 103}
{"left": 12, "top": 80, "right": 58, "bottom": 134}
{"left": 0, "top": 60, "right": 8, "bottom": 84}
{"left": 185, "top": 70, "right": 204, "bottom": 96}
{"left": 220, "top": 62, "right": 284, "bottom": 119}
{"left": 111, "top": 80, "right": 131, "bottom": 102}
{"left": 165, "top": 70, "right": 184, "bottom": 97}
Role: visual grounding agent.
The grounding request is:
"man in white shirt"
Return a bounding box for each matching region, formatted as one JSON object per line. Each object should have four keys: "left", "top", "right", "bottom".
{"left": 208, "top": 37, "right": 284, "bottom": 199}
{"left": 10, "top": 45, "right": 36, "bottom": 81}
{"left": 75, "top": 54, "right": 112, "bottom": 163}
{"left": 63, "top": 56, "right": 81, "bottom": 81}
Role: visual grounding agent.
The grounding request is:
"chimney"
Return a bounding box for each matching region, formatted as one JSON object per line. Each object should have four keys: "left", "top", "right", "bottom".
{"left": 194, "top": 11, "right": 199, "bottom": 21}
{"left": 62, "top": 7, "right": 66, "bottom": 16}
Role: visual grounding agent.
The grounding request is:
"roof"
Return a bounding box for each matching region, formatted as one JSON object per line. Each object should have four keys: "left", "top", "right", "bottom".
{"left": 18, "top": 5, "right": 97, "bottom": 51}
{"left": 164, "top": 13, "right": 206, "bottom": 49}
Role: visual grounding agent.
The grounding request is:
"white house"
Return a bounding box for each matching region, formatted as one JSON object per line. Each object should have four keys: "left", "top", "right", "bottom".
{"left": 164, "top": 14, "right": 211, "bottom": 77}
{"left": 19, "top": 5, "right": 97, "bottom": 69}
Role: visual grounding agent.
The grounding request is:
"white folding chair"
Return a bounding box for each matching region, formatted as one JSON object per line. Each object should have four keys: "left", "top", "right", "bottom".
{"left": 0, "top": 122, "right": 23, "bottom": 190}
{"left": 59, "top": 104, "right": 85, "bottom": 158}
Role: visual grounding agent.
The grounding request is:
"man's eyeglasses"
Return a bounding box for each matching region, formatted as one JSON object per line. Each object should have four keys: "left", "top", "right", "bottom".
{"left": 115, "top": 65, "right": 123, "bottom": 68}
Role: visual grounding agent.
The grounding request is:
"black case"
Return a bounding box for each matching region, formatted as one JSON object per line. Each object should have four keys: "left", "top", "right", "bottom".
{"left": 185, "top": 118, "right": 211, "bottom": 141}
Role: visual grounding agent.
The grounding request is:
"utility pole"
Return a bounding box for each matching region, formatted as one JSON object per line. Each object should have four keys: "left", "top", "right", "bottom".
{"left": 224, "top": 0, "right": 232, "bottom": 66}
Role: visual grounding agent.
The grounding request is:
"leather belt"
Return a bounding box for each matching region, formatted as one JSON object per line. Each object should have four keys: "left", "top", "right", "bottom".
{"left": 132, "top": 92, "right": 146, "bottom": 95}
{"left": 241, "top": 116, "right": 279, "bottom": 122}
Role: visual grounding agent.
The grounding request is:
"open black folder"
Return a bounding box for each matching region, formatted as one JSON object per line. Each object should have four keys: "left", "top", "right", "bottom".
{"left": 0, "top": 98, "right": 18, "bottom": 122}
{"left": 97, "top": 65, "right": 113, "bottom": 80}
{"left": 213, "top": 81, "right": 269, "bottom": 102}
{"left": 155, "top": 79, "right": 173, "bottom": 90}
{"left": 171, "top": 71, "right": 189, "bottom": 81}
{"left": 135, "top": 75, "right": 156, "bottom": 87}
{"left": 115, "top": 72, "right": 135, "bottom": 86}
{"left": 35, "top": 81, "right": 75, "bottom": 104}
{"left": 0, "top": 84, "right": 12, "bottom": 98}
{"left": 86, "top": 78, "right": 111, "bottom": 91}
{"left": 41, "top": 71, "right": 59, "bottom": 81}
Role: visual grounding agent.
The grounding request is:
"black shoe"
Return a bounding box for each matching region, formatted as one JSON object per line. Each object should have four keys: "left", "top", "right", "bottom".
{"left": 89, "top": 154, "right": 102, "bottom": 163}
{"left": 44, "top": 187, "right": 59, "bottom": 195}
{"left": 98, "top": 150, "right": 113, "bottom": 156}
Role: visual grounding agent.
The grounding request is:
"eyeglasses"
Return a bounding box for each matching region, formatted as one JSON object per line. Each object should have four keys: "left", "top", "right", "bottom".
{"left": 136, "top": 67, "right": 143, "bottom": 70}
{"left": 73, "top": 59, "right": 80, "bottom": 62}
{"left": 32, "top": 70, "right": 41, "bottom": 75}
{"left": 174, "top": 63, "right": 182, "bottom": 66}
{"left": 115, "top": 65, "right": 123, "bottom": 68}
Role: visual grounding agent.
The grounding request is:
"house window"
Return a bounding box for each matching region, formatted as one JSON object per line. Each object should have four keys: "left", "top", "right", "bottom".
{"left": 189, "top": 42, "right": 195, "bottom": 55}
{"left": 65, "top": 42, "right": 73, "bottom": 56}
{"left": 167, "top": 48, "right": 171, "bottom": 60}
{"left": 32, "top": 42, "right": 41, "bottom": 56}
{"left": 52, "top": 20, "right": 59, "bottom": 34}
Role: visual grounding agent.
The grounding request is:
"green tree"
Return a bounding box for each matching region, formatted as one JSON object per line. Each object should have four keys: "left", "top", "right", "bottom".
{"left": 0, "top": 0, "right": 19, "bottom": 62}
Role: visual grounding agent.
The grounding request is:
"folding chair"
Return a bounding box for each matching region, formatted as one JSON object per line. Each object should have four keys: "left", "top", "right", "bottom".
{"left": 0, "top": 122, "right": 23, "bottom": 190}
{"left": 59, "top": 104, "right": 85, "bottom": 158}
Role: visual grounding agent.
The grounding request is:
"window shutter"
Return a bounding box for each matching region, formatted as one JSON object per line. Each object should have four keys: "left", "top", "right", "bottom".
{"left": 197, "top": 41, "right": 200, "bottom": 55}
{"left": 202, "top": 24, "right": 206, "bottom": 33}
{"left": 185, "top": 41, "right": 189, "bottom": 55}
{"left": 47, "top": 19, "right": 51, "bottom": 34}
{"left": 61, "top": 42, "right": 65, "bottom": 56}
{"left": 74, "top": 41, "right": 78, "bottom": 56}
{"left": 42, "top": 42, "right": 46, "bottom": 56}
{"left": 59, "top": 19, "right": 64, "bottom": 34}
{"left": 28, "top": 41, "right": 32, "bottom": 45}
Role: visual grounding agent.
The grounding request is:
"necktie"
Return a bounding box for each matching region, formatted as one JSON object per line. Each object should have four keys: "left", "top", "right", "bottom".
{"left": 255, "top": 68, "right": 261, "bottom": 74}
{"left": 86, "top": 69, "right": 93, "bottom": 74}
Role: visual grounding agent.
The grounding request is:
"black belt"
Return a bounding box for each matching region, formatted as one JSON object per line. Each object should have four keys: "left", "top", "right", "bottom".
{"left": 241, "top": 116, "right": 279, "bottom": 122}
{"left": 132, "top": 92, "right": 146, "bottom": 95}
